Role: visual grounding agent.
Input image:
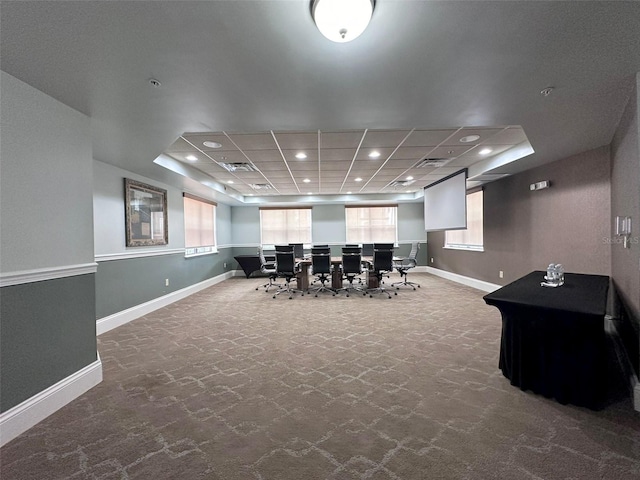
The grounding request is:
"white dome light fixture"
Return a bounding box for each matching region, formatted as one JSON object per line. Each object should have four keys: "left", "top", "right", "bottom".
{"left": 311, "top": 0, "right": 374, "bottom": 43}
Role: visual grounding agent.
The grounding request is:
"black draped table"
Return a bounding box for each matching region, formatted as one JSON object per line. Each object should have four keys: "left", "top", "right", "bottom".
{"left": 483, "top": 271, "right": 609, "bottom": 410}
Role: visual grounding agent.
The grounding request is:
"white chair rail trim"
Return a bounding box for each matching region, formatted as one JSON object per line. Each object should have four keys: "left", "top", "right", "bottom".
{"left": 0, "top": 263, "right": 98, "bottom": 287}
{"left": 0, "top": 355, "right": 103, "bottom": 447}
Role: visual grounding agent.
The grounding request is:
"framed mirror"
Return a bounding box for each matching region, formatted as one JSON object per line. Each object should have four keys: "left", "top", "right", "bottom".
{"left": 124, "top": 178, "right": 168, "bottom": 246}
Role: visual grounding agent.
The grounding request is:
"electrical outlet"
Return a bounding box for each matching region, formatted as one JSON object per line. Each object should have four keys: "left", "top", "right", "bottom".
{"left": 499, "top": 271, "right": 504, "bottom": 279}
{"left": 430, "top": 257, "right": 434, "bottom": 263}
{"left": 165, "top": 278, "right": 169, "bottom": 286}
{"left": 223, "top": 262, "right": 227, "bottom": 268}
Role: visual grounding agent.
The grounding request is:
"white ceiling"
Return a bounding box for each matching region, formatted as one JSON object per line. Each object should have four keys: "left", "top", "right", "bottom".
{"left": 162, "top": 126, "right": 529, "bottom": 196}
{"left": 1, "top": 1, "right": 639, "bottom": 205}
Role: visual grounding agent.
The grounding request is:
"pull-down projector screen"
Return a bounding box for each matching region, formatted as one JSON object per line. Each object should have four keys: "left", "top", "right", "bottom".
{"left": 424, "top": 169, "right": 467, "bottom": 232}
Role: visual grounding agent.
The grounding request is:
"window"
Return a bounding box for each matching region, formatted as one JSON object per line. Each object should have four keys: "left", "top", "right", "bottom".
{"left": 445, "top": 189, "right": 483, "bottom": 251}
{"left": 183, "top": 193, "right": 217, "bottom": 256}
{"left": 345, "top": 205, "right": 397, "bottom": 244}
{"left": 260, "top": 208, "right": 312, "bottom": 246}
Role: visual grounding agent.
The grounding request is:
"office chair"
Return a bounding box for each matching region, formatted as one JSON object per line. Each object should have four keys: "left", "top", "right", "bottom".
{"left": 289, "top": 243, "right": 304, "bottom": 259}
{"left": 367, "top": 248, "right": 396, "bottom": 298}
{"left": 273, "top": 250, "right": 304, "bottom": 299}
{"left": 255, "top": 246, "right": 281, "bottom": 292}
{"left": 307, "top": 248, "right": 335, "bottom": 297}
{"left": 392, "top": 242, "right": 421, "bottom": 290}
{"left": 336, "top": 248, "right": 366, "bottom": 297}
{"left": 373, "top": 243, "right": 394, "bottom": 283}
{"left": 361, "top": 243, "right": 374, "bottom": 257}
{"left": 275, "top": 244, "right": 294, "bottom": 253}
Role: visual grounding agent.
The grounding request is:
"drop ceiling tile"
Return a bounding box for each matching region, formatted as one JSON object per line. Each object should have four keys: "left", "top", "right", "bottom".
{"left": 320, "top": 131, "right": 365, "bottom": 149}
{"left": 391, "top": 146, "right": 438, "bottom": 160}
{"left": 402, "top": 129, "right": 458, "bottom": 147}
{"left": 182, "top": 133, "right": 238, "bottom": 152}
{"left": 273, "top": 132, "right": 319, "bottom": 150}
{"left": 227, "top": 133, "right": 276, "bottom": 150}
{"left": 361, "top": 130, "right": 413, "bottom": 148}
{"left": 442, "top": 128, "right": 504, "bottom": 146}
{"left": 282, "top": 150, "right": 318, "bottom": 162}
{"left": 482, "top": 127, "right": 528, "bottom": 145}
{"left": 320, "top": 149, "right": 358, "bottom": 161}
{"left": 245, "top": 150, "right": 284, "bottom": 162}
{"left": 164, "top": 137, "right": 195, "bottom": 153}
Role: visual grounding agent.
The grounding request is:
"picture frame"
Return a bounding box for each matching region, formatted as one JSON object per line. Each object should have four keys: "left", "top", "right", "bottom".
{"left": 124, "top": 178, "right": 168, "bottom": 246}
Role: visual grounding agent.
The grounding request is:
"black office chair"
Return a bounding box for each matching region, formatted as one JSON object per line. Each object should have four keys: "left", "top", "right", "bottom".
{"left": 337, "top": 248, "right": 366, "bottom": 297}
{"left": 289, "top": 243, "right": 304, "bottom": 259}
{"left": 392, "top": 242, "right": 421, "bottom": 290}
{"left": 367, "top": 249, "right": 396, "bottom": 298}
{"left": 373, "top": 243, "right": 394, "bottom": 283}
{"left": 273, "top": 251, "right": 304, "bottom": 299}
{"left": 307, "top": 248, "right": 335, "bottom": 297}
{"left": 275, "top": 244, "right": 294, "bottom": 253}
{"left": 255, "top": 246, "right": 281, "bottom": 292}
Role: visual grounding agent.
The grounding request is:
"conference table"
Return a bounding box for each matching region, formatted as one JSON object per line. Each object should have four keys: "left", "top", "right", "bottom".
{"left": 483, "top": 271, "right": 609, "bottom": 410}
{"left": 296, "top": 256, "right": 376, "bottom": 290}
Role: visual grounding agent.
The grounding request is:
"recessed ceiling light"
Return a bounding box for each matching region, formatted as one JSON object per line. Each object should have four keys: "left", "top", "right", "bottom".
{"left": 185, "top": 155, "right": 198, "bottom": 162}
{"left": 203, "top": 141, "right": 222, "bottom": 149}
{"left": 227, "top": 180, "right": 234, "bottom": 184}
{"left": 347, "top": 191, "right": 352, "bottom": 194}
{"left": 479, "top": 148, "right": 492, "bottom": 155}
{"left": 369, "top": 151, "right": 380, "bottom": 158}
{"left": 355, "top": 177, "right": 362, "bottom": 182}
{"left": 459, "top": 135, "right": 480, "bottom": 143}
{"left": 303, "top": 178, "right": 311, "bottom": 183}
{"left": 406, "top": 176, "right": 414, "bottom": 181}
{"left": 295, "top": 152, "right": 307, "bottom": 159}
{"left": 307, "top": 192, "right": 312, "bottom": 195}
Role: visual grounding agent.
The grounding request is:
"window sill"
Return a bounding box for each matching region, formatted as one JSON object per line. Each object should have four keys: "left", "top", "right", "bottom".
{"left": 444, "top": 245, "right": 484, "bottom": 252}
{"left": 185, "top": 247, "right": 218, "bottom": 258}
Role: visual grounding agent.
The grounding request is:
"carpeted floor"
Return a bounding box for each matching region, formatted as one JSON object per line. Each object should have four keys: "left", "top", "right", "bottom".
{"left": 2, "top": 273, "right": 639, "bottom": 479}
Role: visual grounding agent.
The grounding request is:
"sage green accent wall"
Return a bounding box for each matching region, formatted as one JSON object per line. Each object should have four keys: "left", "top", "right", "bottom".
{"left": 95, "top": 248, "right": 235, "bottom": 319}
{"left": 1, "top": 71, "right": 94, "bottom": 272}
{"left": 398, "top": 203, "right": 427, "bottom": 242}
{"left": 231, "top": 207, "right": 260, "bottom": 246}
{"left": 0, "top": 72, "right": 97, "bottom": 413}
{"left": 0, "top": 275, "right": 97, "bottom": 412}
{"left": 312, "top": 205, "right": 347, "bottom": 244}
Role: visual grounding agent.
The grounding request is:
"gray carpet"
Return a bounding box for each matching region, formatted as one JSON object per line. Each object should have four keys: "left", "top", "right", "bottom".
{"left": 2, "top": 273, "right": 639, "bottom": 479}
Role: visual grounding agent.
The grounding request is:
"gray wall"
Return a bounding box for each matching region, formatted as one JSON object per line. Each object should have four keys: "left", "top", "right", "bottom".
{"left": 0, "top": 72, "right": 97, "bottom": 412}
{"left": 610, "top": 74, "right": 640, "bottom": 375}
{"left": 428, "top": 145, "right": 612, "bottom": 285}
{"left": 93, "top": 160, "right": 234, "bottom": 318}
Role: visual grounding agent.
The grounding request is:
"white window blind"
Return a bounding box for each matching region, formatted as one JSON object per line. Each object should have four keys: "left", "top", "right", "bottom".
{"left": 183, "top": 194, "right": 217, "bottom": 256}
{"left": 445, "top": 190, "right": 483, "bottom": 250}
{"left": 260, "top": 208, "right": 312, "bottom": 245}
{"left": 345, "top": 205, "right": 397, "bottom": 244}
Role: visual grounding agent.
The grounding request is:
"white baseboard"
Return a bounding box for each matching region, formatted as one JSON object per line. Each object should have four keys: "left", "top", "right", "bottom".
{"left": 96, "top": 271, "right": 235, "bottom": 335}
{"left": 0, "top": 355, "right": 103, "bottom": 447}
{"left": 425, "top": 267, "right": 502, "bottom": 293}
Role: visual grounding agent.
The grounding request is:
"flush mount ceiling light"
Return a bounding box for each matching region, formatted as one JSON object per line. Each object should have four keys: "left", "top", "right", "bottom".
{"left": 479, "top": 148, "right": 493, "bottom": 155}
{"left": 311, "top": 0, "right": 374, "bottom": 43}
{"left": 368, "top": 151, "right": 380, "bottom": 158}
{"left": 295, "top": 152, "right": 307, "bottom": 159}
{"left": 459, "top": 134, "right": 480, "bottom": 143}
{"left": 185, "top": 155, "right": 198, "bottom": 162}
{"left": 203, "top": 141, "right": 222, "bottom": 149}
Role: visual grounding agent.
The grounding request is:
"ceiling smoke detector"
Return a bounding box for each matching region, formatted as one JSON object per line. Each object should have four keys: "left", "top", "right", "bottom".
{"left": 221, "top": 162, "right": 257, "bottom": 172}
